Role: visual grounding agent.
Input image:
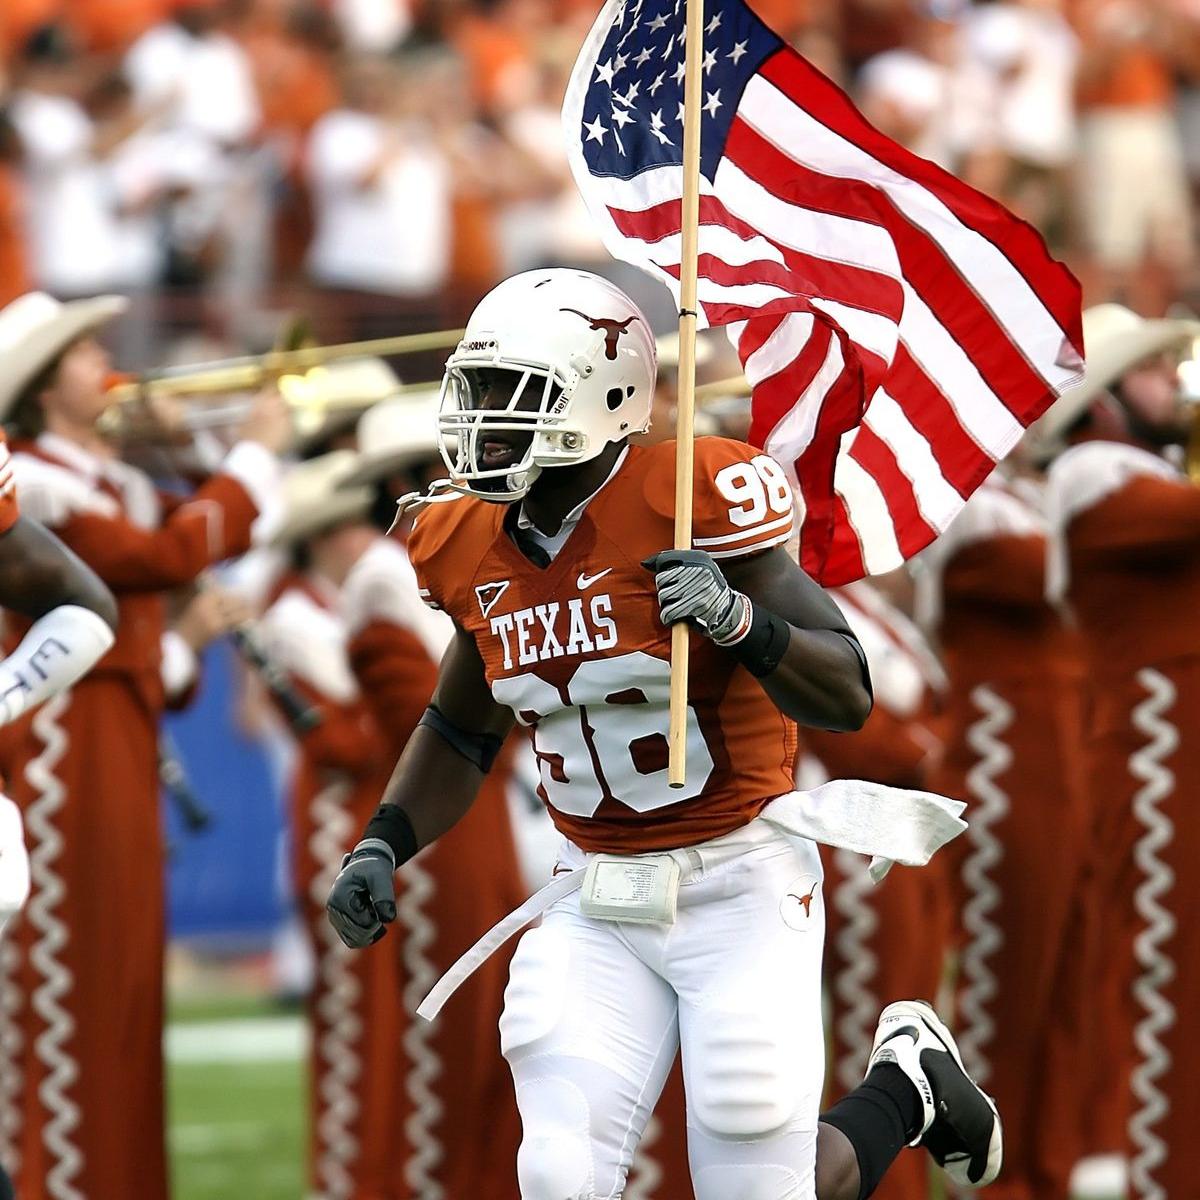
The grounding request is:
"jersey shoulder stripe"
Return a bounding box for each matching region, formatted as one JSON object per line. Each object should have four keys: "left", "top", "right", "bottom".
{"left": 641, "top": 436, "right": 796, "bottom": 560}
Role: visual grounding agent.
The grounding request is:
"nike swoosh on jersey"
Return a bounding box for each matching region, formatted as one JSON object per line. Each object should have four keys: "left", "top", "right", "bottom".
{"left": 577, "top": 568, "right": 613, "bottom": 590}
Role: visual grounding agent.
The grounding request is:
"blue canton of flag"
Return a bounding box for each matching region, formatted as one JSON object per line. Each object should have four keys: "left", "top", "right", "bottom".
{"left": 580, "top": 0, "right": 778, "bottom": 182}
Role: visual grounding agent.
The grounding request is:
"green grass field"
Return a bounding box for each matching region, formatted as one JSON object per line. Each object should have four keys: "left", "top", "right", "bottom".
{"left": 167, "top": 998, "right": 305, "bottom": 1200}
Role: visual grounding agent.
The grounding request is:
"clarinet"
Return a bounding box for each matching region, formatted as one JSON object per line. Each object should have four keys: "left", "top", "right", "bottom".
{"left": 228, "top": 621, "right": 323, "bottom": 734}
{"left": 158, "top": 731, "right": 212, "bottom": 832}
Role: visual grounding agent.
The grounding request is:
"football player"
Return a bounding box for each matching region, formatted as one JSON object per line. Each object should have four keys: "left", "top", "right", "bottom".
{"left": 328, "top": 270, "right": 1001, "bottom": 1200}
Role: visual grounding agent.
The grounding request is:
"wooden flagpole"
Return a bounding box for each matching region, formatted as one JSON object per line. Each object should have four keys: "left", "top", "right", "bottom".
{"left": 667, "top": 0, "right": 706, "bottom": 788}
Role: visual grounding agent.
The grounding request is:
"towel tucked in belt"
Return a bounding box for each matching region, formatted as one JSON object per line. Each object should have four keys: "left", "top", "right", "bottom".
{"left": 416, "top": 780, "right": 966, "bottom": 1021}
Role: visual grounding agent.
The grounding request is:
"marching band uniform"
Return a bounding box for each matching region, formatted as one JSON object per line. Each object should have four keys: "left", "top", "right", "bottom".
{"left": 343, "top": 524, "right": 524, "bottom": 1200}
{"left": 1045, "top": 441, "right": 1200, "bottom": 1200}
{"left": 919, "top": 477, "right": 1089, "bottom": 1200}
{"left": 258, "top": 531, "right": 407, "bottom": 1200}
{"left": 0, "top": 431, "right": 278, "bottom": 1200}
{"left": 806, "top": 580, "right": 948, "bottom": 1200}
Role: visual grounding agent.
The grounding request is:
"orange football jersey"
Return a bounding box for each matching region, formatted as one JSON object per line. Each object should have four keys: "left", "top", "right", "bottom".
{"left": 409, "top": 437, "right": 801, "bottom": 853}
{"left": 0, "top": 433, "right": 18, "bottom": 536}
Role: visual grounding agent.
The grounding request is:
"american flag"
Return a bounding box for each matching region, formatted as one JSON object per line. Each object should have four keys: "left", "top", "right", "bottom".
{"left": 562, "top": 0, "right": 1085, "bottom": 585}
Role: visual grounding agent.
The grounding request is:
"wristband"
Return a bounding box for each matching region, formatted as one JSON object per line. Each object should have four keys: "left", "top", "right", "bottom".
{"left": 360, "top": 804, "right": 418, "bottom": 868}
{"left": 728, "top": 602, "right": 791, "bottom": 678}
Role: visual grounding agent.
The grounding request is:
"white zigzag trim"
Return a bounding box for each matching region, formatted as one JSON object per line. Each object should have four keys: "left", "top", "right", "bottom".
{"left": 309, "top": 781, "right": 360, "bottom": 1200}
{"left": 23, "top": 693, "right": 83, "bottom": 1200}
{"left": 0, "top": 934, "right": 23, "bottom": 1175}
{"left": 958, "top": 684, "right": 1014, "bottom": 1086}
{"left": 832, "top": 846, "right": 879, "bottom": 1091}
{"left": 625, "top": 1113, "right": 663, "bottom": 1200}
{"left": 1127, "top": 668, "right": 1178, "bottom": 1200}
{"left": 397, "top": 851, "right": 444, "bottom": 1199}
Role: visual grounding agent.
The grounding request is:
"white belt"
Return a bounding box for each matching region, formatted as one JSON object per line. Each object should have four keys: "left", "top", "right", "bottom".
{"left": 416, "top": 780, "right": 966, "bottom": 1022}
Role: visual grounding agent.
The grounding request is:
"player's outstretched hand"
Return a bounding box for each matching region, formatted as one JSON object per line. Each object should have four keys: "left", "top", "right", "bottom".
{"left": 642, "top": 549, "right": 752, "bottom": 645}
{"left": 326, "top": 843, "right": 397, "bottom": 949}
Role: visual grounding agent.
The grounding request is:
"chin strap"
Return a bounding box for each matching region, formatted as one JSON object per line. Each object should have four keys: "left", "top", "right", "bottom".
{"left": 391, "top": 472, "right": 535, "bottom": 526}
{"left": 390, "top": 478, "right": 475, "bottom": 527}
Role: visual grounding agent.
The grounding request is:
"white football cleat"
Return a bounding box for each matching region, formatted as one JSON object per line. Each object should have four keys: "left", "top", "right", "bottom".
{"left": 867, "top": 1000, "right": 1003, "bottom": 1188}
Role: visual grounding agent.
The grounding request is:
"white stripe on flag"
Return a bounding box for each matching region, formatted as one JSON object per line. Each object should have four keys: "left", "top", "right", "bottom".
{"left": 715, "top": 158, "right": 903, "bottom": 279}
{"left": 761, "top": 332, "right": 846, "bottom": 473}
{"left": 834, "top": 452, "right": 904, "bottom": 575}
{"left": 739, "top": 76, "right": 1074, "bottom": 384}
{"left": 811, "top": 299, "right": 898, "bottom": 366}
{"left": 641, "top": 224, "right": 787, "bottom": 269}
{"left": 865, "top": 391, "right": 968, "bottom": 527}
{"left": 744, "top": 312, "right": 816, "bottom": 386}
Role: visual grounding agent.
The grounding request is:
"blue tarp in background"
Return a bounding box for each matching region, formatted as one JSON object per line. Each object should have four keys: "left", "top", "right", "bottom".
{"left": 163, "top": 643, "right": 290, "bottom": 945}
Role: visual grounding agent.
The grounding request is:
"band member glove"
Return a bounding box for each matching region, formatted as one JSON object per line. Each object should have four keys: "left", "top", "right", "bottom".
{"left": 326, "top": 840, "right": 399, "bottom": 949}
{"left": 642, "top": 549, "right": 753, "bottom": 645}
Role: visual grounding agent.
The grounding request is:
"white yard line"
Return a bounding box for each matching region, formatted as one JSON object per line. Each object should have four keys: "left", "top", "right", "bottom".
{"left": 165, "top": 1015, "right": 308, "bottom": 1064}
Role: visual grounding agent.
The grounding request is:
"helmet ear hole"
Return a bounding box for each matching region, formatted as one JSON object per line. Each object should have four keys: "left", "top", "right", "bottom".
{"left": 626, "top": 386, "right": 635, "bottom": 397}
{"left": 606, "top": 387, "right": 623, "bottom": 411}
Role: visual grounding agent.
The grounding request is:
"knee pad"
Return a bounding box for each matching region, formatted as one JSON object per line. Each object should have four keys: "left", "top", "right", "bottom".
{"left": 514, "top": 1078, "right": 594, "bottom": 1200}
{"left": 500, "top": 924, "right": 571, "bottom": 1064}
{"left": 688, "top": 1008, "right": 800, "bottom": 1140}
{"left": 690, "top": 1160, "right": 809, "bottom": 1200}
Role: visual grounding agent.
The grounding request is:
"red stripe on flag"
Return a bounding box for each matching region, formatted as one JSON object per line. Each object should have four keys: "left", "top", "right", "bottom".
{"left": 756, "top": 51, "right": 1082, "bottom": 355}
{"left": 746, "top": 318, "right": 835, "bottom": 449}
{"left": 724, "top": 116, "right": 1052, "bottom": 416}
{"left": 609, "top": 195, "right": 904, "bottom": 323}
{"left": 847, "top": 425, "right": 939, "bottom": 558}
{"left": 889, "top": 346, "right": 995, "bottom": 499}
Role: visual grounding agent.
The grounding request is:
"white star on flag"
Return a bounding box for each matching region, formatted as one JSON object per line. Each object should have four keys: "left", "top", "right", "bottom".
{"left": 649, "top": 71, "right": 665, "bottom": 95}
{"left": 611, "top": 105, "right": 633, "bottom": 128}
{"left": 616, "top": 81, "right": 640, "bottom": 105}
{"left": 706, "top": 12, "right": 722, "bottom": 33}
{"left": 703, "top": 89, "right": 722, "bottom": 116}
{"left": 583, "top": 115, "right": 607, "bottom": 143}
{"left": 673, "top": 59, "right": 686, "bottom": 83}
{"left": 649, "top": 110, "right": 673, "bottom": 145}
{"left": 595, "top": 58, "right": 616, "bottom": 84}
{"left": 614, "top": 52, "right": 629, "bottom": 72}
{"left": 634, "top": 46, "right": 653, "bottom": 66}
{"left": 729, "top": 40, "right": 747, "bottom": 63}
{"left": 648, "top": 12, "right": 668, "bottom": 30}
{"left": 702, "top": 48, "right": 717, "bottom": 73}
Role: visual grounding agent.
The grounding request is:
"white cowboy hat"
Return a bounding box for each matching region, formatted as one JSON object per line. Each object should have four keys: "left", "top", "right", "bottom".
{"left": 269, "top": 450, "right": 373, "bottom": 547}
{"left": 1024, "top": 303, "right": 1200, "bottom": 462}
{"left": 339, "top": 389, "right": 443, "bottom": 489}
{"left": 0, "top": 292, "right": 128, "bottom": 421}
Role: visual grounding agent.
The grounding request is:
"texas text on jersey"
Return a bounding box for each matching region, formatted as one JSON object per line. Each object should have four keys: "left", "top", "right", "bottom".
{"left": 409, "top": 435, "right": 800, "bottom": 853}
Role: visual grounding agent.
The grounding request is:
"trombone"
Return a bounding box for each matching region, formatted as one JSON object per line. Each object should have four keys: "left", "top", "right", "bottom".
{"left": 98, "top": 327, "right": 465, "bottom": 438}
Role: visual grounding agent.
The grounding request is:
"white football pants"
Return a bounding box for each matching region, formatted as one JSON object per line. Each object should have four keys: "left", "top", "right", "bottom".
{"left": 499, "top": 819, "right": 827, "bottom": 1200}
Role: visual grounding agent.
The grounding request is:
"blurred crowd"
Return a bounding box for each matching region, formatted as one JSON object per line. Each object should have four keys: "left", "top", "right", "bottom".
{"left": 2, "top": 0, "right": 1200, "bottom": 355}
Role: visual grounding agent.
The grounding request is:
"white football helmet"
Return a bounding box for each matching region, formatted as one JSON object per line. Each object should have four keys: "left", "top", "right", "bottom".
{"left": 435, "top": 269, "right": 657, "bottom": 502}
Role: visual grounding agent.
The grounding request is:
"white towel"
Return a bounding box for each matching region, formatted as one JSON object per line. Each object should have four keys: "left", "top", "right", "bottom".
{"left": 416, "top": 780, "right": 967, "bottom": 1021}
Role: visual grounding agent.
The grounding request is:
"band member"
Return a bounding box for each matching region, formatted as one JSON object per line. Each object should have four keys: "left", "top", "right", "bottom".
{"left": 0, "top": 290, "right": 289, "bottom": 1200}
{"left": 340, "top": 396, "right": 525, "bottom": 1198}
{"left": 327, "top": 271, "right": 999, "bottom": 1200}
{"left": 806, "top": 579, "right": 949, "bottom": 1200}
{"left": 1040, "top": 304, "right": 1200, "bottom": 1200}
{"left": 0, "top": 425, "right": 118, "bottom": 1200}
{"left": 914, "top": 467, "right": 1090, "bottom": 1200}
{"left": 258, "top": 451, "right": 401, "bottom": 1199}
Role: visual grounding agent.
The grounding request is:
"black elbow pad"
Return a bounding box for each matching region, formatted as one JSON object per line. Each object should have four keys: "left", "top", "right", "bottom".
{"left": 418, "top": 704, "right": 505, "bottom": 772}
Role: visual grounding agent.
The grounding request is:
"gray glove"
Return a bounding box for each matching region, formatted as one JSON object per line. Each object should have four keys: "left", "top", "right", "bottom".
{"left": 326, "top": 840, "right": 397, "bottom": 949}
{"left": 642, "top": 550, "right": 752, "bottom": 645}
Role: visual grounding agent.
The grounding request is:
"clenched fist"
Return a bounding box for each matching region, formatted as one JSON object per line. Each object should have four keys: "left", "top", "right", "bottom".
{"left": 326, "top": 841, "right": 397, "bottom": 949}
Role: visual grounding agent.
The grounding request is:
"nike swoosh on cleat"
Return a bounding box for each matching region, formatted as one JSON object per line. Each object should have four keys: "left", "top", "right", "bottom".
{"left": 577, "top": 568, "right": 613, "bottom": 590}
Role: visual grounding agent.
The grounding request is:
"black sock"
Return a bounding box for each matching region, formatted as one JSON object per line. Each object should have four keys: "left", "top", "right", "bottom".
{"left": 819, "top": 1064, "right": 924, "bottom": 1200}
